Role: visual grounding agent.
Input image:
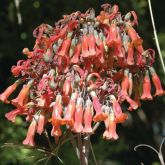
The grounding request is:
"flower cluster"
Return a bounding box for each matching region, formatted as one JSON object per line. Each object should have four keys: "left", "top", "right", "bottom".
{"left": 0, "top": 4, "right": 164, "bottom": 146}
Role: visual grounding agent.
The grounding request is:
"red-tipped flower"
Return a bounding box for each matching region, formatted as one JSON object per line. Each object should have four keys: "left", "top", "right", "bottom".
{"left": 141, "top": 71, "right": 153, "bottom": 100}
{"left": 149, "top": 67, "right": 165, "bottom": 96}
{"left": 0, "top": 79, "right": 21, "bottom": 104}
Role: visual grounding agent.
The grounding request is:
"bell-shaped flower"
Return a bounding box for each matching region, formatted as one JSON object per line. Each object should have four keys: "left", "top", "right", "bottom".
{"left": 0, "top": 79, "right": 21, "bottom": 104}
{"left": 121, "top": 69, "right": 129, "bottom": 95}
{"left": 51, "top": 94, "right": 63, "bottom": 126}
{"left": 62, "top": 92, "right": 78, "bottom": 127}
{"left": 125, "top": 94, "right": 139, "bottom": 111}
{"left": 149, "top": 67, "right": 165, "bottom": 96}
{"left": 110, "top": 95, "right": 128, "bottom": 123}
{"left": 23, "top": 118, "right": 37, "bottom": 146}
{"left": 83, "top": 98, "right": 93, "bottom": 134}
{"left": 90, "top": 91, "right": 108, "bottom": 122}
{"left": 141, "top": 71, "right": 153, "bottom": 100}
{"left": 11, "top": 80, "right": 34, "bottom": 108}
{"left": 81, "top": 34, "right": 89, "bottom": 58}
{"left": 63, "top": 78, "right": 72, "bottom": 96}
{"left": 37, "top": 110, "right": 45, "bottom": 135}
{"left": 127, "top": 26, "right": 143, "bottom": 48}
{"left": 73, "top": 97, "right": 84, "bottom": 133}
{"left": 71, "top": 43, "right": 81, "bottom": 64}
{"left": 128, "top": 73, "right": 133, "bottom": 96}
{"left": 57, "top": 33, "right": 72, "bottom": 56}
{"left": 5, "top": 108, "right": 23, "bottom": 123}
{"left": 103, "top": 113, "right": 119, "bottom": 140}
{"left": 126, "top": 42, "right": 134, "bottom": 66}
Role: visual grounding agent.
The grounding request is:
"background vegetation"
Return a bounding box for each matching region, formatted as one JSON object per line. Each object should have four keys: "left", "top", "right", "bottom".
{"left": 0, "top": 0, "right": 165, "bottom": 164}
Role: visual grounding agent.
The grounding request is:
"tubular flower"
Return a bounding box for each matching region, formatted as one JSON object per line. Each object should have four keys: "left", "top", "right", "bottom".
{"left": 141, "top": 71, "right": 153, "bottom": 100}
{"left": 37, "top": 110, "right": 46, "bottom": 135}
{"left": 73, "top": 97, "right": 84, "bottom": 133}
{"left": 121, "top": 69, "right": 129, "bottom": 95}
{"left": 5, "top": 108, "right": 23, "bottom": 123}
{"left": 62, "top": 92, "right": 77, "bottom": 127}
{"left": 110, "top": 95, "right": 128, "bottom": 123}
{"left": 23, "top": 118, "right": 37, "bottom": 146}
{"left": 103, "top": 112, "right": 119, "bottom": 140}
{"left": 51, "top": 94, "right": 63, "bottom": 126}
{"left": 149, "top": 67, "right": 165, "bottom": 96}
{"left": 0, "top": 79, "right": 21, "bottom": 104}
{"left": 90, "top": 91, "right": 108, "bottom": 122}
{"left": 1, "top": 3, "right": 164, "bottom": 146}
{"left": 11, "top": 80, "right": 33, "bottom": 108}
{"left": 83, "top": 98, "right": 93, "bottom": 134}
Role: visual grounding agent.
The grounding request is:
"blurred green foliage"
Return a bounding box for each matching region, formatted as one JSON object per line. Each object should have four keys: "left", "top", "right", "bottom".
{"left": 0, "top": 0, "right": 165, "bottom": 165}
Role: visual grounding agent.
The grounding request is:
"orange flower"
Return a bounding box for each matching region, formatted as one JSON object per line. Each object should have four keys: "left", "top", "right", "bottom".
{"left": 103, "top": 113, "right": 119, "bottom": 140}
{"left": 63, "top": 78, "right": 72, "bottom": 96}
{"left": 51, "top": 95, "right": 63, "bottom": 126}
{"left": 83, "top": 98, "right": 93, "bottom": 134}
{"left": 73, "top": 97, "right": 84, "bottom": 133}
{"left": 149, "top": 67, "right": 165, "bottom": 96}
{"left": 110, "top": 95, "right": 128, "bottom": 123}
{"left": 11, "top": 80, "right": 33, "bottom": 107}
{"left": 141, "top": 71, "right": 153, "bottom": 100}
{"left": 90, "top": 91, "right": 108, "bottom": 122}
{"left": 62, "top": 92, "right": 78, "bottom": 127}
{"left": 121, "top": 69, "right": 129, "bottom": 95}
{"left": 23, "top": 119, "right": 37, "bottom": 146}
{"left": 0, "top": 79, "right": 21, "bottom": 104}
{"left": 126, "top": 42, "right": 134, "bottom": 66}
{"left": 5, "top": 108, "right": 23, "bottom": 122}
{"left": 37, "top": 110, "right": 45, "bottom": 135}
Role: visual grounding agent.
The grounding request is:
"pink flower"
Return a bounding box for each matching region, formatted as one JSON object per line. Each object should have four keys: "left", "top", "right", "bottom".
{"left": 0, "top": 79, "right": 21, "bottom": 104}
{"left": 70, "top": 43, "right": 81, "bottom": 64}
{"left": 5, "top": 108, "right": 23, "bottom": 122}
{"left": 126, "top": 42, "right": 134, "bottom": 65}
{"left": 149, "top": 67, "right": 165, "bottom": 96}
{"left": 81, "top": 35, "right": 89, "bottom": 58}
{"left": 23, "top": 119, "right": 37, "bottom": 146}
{"left": 73, "top": 97, "right": 84, "bottom": 133}
{"left": 11, "top": 80, "right": 33, "bottom": 108}
{"left": 63, "top": 78, "right": 72, "bottom": 96}
{"left": 110, "top": 95, "right": 128, "bottom": 123}
{"left": 141, "top": 71, "right": 153, "bottom": 100}
{"left": 51, "top": 95, "right": 63, "bottom": 126}
{"left": 103, "top": 113, "right": 119, "bottom": 140}
{"left": 121, "top": 69, "right": 129, "bottom": 95}
{"left": 37, "top": 111, "right": 45, "bottom": 135}
{"left": 62, "top": 92, "right": 78, "bottom": 127}
{"left": 83, "top": 98, "right": 93, "bottom": 134}
{"left": 90, "top": 91, "right": 108, "bottom": 122}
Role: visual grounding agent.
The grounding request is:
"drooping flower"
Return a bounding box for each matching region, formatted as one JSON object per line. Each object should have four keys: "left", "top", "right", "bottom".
{"left": 51, "top": 94, "right": 63, "bottom": 126}
{"left": 149, "top": 67, "right": 165, "bottom": 96}
{"left": 90, "top": 91, "right": 108, "bottom": 122}
{"left": 23, "top": 118, "right": 37, "bottom": 146}
{"left": 110, "top": 95, "right": 128, "bottom": 123}
{"left": 121, "top": 69, "right": 129, "bottom": 95}
{"left": 37, "top": 110, "right": 46, "bottom": 135}
{"left": 83, "top": 98, "right": 93, "bottom": 134}
{"left": 141, "top": 70, "right": 153, "bottom": 100}
{"left": 72, "top": 97, "right": 84, "bottom": 133}
{"left": 0, "top": 79, "right": 21, "bottom": 104}
{"left": 62, "top": 92, "right": 78, "bottom": 127}
{"left": 5, "top": 108, "right": 24, "bottom": 122}
{"left": 103, "top": 113, "right": 119, "bottom": 140}
{"left": 11, "top": 80, "right": 34, "bottom": 108}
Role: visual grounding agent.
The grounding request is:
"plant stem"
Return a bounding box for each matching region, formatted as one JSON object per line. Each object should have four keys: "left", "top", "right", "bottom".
{"left": 148, "top": 0, "right": 165, "bottom": 75}
{"left": 82, "top": 134, "right": 90, "bottom": 165}
{"left": 78, "top": 133, "right": 84, "bottom": 165}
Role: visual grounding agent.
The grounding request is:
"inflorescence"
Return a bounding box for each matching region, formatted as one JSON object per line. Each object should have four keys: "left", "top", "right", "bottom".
{"left": 0, "top": 3, "right": 164, "bottom": 146}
